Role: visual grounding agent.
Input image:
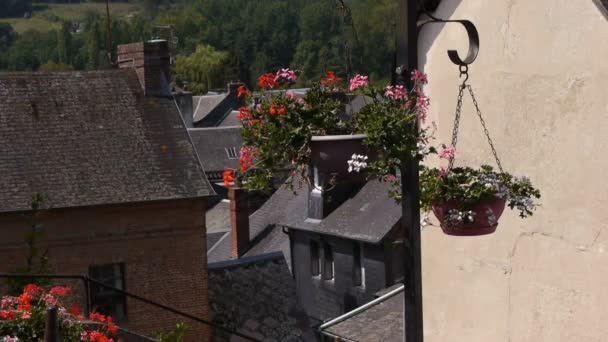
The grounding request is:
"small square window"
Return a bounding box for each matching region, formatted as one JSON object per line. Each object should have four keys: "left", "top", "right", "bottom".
{"left": 226, "top": 147, "right": 239, "bottom": 159}
{"left": 89, "top": 263, "right": 127, "bottom": 322}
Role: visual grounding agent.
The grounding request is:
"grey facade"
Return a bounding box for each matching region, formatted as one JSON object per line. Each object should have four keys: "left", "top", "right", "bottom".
{"left": 281, "top": 180, "right": 405, "bottom": 324}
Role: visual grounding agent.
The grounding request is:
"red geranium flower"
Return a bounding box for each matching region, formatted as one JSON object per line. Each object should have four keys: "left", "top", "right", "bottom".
{"left": 320, "top": 71, "right": 343, "bottom": 88}
{"left": 223, "top": 169, "right": 234, "bottom": 187}
{"left": 23, "top": 284, "right": 44, "bottom": 297}
{"left": 237, "top": 106, "right": 252, "bottom": 121}
{"left": 89, "top": 312, "right": 107, "bottom": 323}
{"left": 278, "top": 105, "right": 286, "bottom": 116}
{"left": 269, "top": 104, "right": 277, "bottom": 116}
{"left": 107, "top": 316, "right": 118, "bottom": 336}
{"left": 0, "top": 309, "right": 17, "bottom": 320}
{"left": 237, "top": 85, "right": 250, "bottom": 99}
{"left": 257, "top": 73, "right": 279, "bottom": 89}
{"left": 17, "top": 293, "right": 32, "bottom": 311}
{"left": 50, "top": 286, "right": 71, "bottom": 297}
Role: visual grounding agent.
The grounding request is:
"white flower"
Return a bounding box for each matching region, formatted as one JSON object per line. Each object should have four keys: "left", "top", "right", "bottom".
{"left": 347, "top": 154, "right": 369, "bottom": 173}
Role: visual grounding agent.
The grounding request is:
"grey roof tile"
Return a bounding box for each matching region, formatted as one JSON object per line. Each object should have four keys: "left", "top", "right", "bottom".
{"left": 207, "top": 180, "right": 308, "bottom": 264}
{"left": 280, "top": 180, "right": 400, "bottom": 243}
{"left": 208, "top": 254, "right": 312, "bottom": 341}
{"left": 188, "top": 126, "right": 242, "bottom": 175}
{"left": 321, "top": 286, "right": 404, "bottom": 341}
{"left": 0, "top": 70, "right": 212, "bottom": 213}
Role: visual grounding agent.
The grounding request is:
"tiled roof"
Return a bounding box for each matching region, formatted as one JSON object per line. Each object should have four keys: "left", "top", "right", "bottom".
{"left": 208, "top": 253, "right": 312, "bottom": 341}
{"left": 207, "top": 180, "right": 308, "bottom": 264}
{"left": 0, "top": 70, "right": 212, "bottom": 213}
{"left": 320, "top": 285, "right": 404, "bottom": 341}
{"left": 188, "top": 126, "right": 242, "bottom": 175}
{"left": 280, "top": 179, "right": 401, "bottom": 243}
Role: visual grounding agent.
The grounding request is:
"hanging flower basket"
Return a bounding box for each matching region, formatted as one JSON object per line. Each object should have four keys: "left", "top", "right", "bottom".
{"left": 432, "top": 197, "right": 506, "bottom": 236}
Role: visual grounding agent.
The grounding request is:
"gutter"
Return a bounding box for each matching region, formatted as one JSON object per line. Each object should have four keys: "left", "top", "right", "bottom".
{"left": 319, "top": 284, "right": 404, "bottom": 329}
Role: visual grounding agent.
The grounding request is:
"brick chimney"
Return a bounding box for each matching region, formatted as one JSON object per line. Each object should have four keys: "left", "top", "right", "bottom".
{"left": 229, "top": 188, "right": 250, "bottom": 258}
{"left": 117, "top": 40, "right": 171, "bottom": 97}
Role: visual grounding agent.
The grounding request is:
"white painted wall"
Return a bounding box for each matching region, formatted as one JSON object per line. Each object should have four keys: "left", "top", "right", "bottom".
{"left": 419, "top": 1, "right": 608, "bottom": 341}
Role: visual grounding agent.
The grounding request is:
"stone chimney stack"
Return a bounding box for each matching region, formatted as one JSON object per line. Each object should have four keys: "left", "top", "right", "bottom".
{"left": 229, "top": 188, "right": 250, "bottom": 258}
{"left": 117, "top": 40, "right": 171, "bottom": 97}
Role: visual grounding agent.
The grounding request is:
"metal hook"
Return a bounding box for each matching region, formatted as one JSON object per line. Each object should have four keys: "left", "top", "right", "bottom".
{"left": 459, "top": 64, "right": 469, "bottom": 85}
{"left": 418, "top": 12, "right": 480, "bottom": 66}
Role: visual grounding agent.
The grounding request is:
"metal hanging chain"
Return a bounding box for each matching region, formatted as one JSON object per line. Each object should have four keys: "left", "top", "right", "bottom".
{"left": 448, "top": 83, "right": 466, "bottom": 170}
{"left": 448, "top": 65, "right": 505, "bottom": 173}
{"left": 466, "top": 84, "right": 505, "bottom": 173}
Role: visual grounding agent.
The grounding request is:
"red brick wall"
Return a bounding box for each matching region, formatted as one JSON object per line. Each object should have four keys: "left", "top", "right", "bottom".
{"left": 0, "top": 199, "right": 210, "bottom": 341}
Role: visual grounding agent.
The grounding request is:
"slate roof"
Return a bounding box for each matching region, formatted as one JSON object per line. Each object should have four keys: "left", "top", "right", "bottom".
{"left": 279, "top": 180, "right": 401, "bottom": 243}
{"left": 192, "top": 90, "right": 245, "bottom": 127}
{"left": 207, "top": 180, "right": 308, "bottom": 264}
{"left": 0, "top": 70, "right": 212, "bottom": 213}
{"left": 188, "top": 126, "right": 242, "bottom": 176}
{"left": 205, "top": 201, "right": 232, "bottom": 233}
{"left": 208, "top": 253, "right": 313, "bottom": 341}
{"left": 320, "top": 285, "right": 404, "bottom": 341}
{"left": 192, "top": 94, "right": 227, "bottom": 123}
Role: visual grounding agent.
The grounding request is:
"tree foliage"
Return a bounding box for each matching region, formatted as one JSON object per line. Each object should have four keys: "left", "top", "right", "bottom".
{"left": 175, "top": 44, "right": 229, "bottom": 94}
{"left": 1, "top": 0, "right": 397, "bottom": 89}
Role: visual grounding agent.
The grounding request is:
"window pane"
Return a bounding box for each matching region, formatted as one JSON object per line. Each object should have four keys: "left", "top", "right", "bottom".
{"left": 89, "top": 263, "right": 127, "bottom": 321}
{"left": 323, "top": 242, "right": 334, "bottom": 280}
{"left": 310, "top": 240, "right": 320, "bottom": 276}
{"left": 353, "top": 243, "right": 362, "bottom": 286}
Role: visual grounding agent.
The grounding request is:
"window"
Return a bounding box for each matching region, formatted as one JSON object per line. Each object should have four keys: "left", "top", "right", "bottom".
{"left": 89, "top": 263, "right": 127, "bottom": 321}
{"left": 323, "top": 242, "right": 334, "bottom": 280}
{"left": 353, "top": 243, "right": 364, "bottom": 287}
{"left": 225, "top": 147, "right": 238, "bottom": 159}
{"left": 310, "top": 240, "right": 320, "bottom": 276}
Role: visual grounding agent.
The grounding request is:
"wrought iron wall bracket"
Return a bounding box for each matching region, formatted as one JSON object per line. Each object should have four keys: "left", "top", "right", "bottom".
{"left": 417, "top": 12, "right": 480, "bottom": 66}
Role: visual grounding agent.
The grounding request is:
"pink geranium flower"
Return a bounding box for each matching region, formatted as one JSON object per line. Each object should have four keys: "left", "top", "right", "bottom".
{"left": 411, "top": 69, "right": 428, "bottom": 84}
{"left": 385, "top": 85, "right": 407, "bottom": 100}
{"left": 275, "top": 68, "right": 297, "bottom": 82}
{"left": 349, "top": 74, "right": 369, "bottom": 92}
{"left": 439, "top": 145, "right": 456, "bottom": 160}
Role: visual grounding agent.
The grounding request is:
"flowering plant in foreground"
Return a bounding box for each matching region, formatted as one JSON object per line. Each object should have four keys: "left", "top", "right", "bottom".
{"left": 419, "top": 162, "right": 541, "bottom": 227}
{"left": 232, "top": 68, "right": 435, "bottom": 191}
{"left": 1, "top": 284, "right": 119, "bottom": 341}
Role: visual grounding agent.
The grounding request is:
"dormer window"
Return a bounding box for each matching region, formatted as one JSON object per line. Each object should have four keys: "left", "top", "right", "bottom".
{"left": 225, "top": 147, "right": 238, "bottom": 159}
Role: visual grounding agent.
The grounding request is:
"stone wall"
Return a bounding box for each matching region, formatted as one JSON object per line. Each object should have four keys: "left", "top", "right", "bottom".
{"left": 419, "top": 1, "right": 608, "bottom": 341}
{"left": 0, "top": 199, "right": 210, "bottom": 341}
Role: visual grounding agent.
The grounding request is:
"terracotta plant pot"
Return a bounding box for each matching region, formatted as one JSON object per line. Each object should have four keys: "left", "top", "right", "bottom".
{"left": 309, "top": 134, "right": 369, "bottom": 180}
{"left": 432, "top": 197, "right": 507, "bottom": 236}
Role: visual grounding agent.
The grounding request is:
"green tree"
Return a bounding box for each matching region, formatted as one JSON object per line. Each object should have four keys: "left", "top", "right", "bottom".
{"left": 56, "top": 21, "right": 71, "bottom": 64}
{"left": 86, "top": 20, "right": 101, "bottom": 70}
{"left": 6, "top": 194, "right": 51, "bottom": 296}
{"left": 7, "top": 30, "right": 57, "bottom": 71}
{"left": 39, "top": 61, "right": 73, "bottom": 71}
{"left": 175, "top": 44, "right": 229, "bottom": 94}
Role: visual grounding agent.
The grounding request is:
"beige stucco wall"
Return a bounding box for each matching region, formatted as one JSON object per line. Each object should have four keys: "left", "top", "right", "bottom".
{"left": 419, "top": 1, "right": 608, "bottom": 341}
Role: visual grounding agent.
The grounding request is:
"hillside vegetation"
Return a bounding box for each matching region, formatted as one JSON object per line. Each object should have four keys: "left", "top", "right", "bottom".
{"left": 0, "top": 0, "right": 397, "bottom": 93}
